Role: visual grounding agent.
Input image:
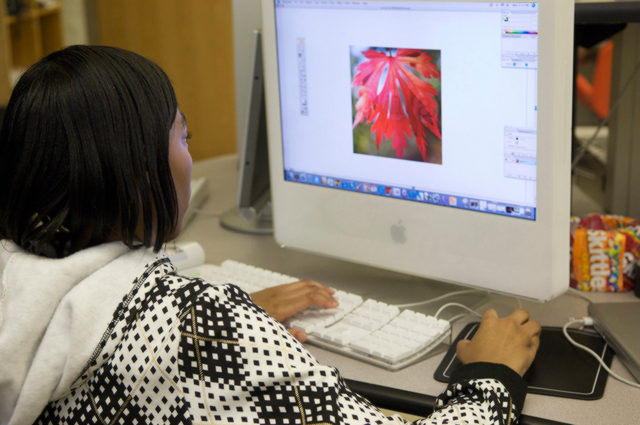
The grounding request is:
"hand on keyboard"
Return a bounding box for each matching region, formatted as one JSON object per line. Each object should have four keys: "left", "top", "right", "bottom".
{"left": 250, "top": 279, "right": 339, "bottom": 341}
{"left": 186, "top": 260, "right": 452, "bottom": 370}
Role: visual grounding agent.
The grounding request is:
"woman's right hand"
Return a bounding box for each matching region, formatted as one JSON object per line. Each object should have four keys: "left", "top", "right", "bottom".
{"left": 455, "top": 308, "right": 541, "bottom": 377}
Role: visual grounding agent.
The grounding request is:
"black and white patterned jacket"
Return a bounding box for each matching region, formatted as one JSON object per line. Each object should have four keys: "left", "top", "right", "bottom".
{"left": 32, "top": 257, "right": 526, "bottom": 425}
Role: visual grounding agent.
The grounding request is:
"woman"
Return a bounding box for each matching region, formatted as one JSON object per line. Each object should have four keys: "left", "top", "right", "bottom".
{"left": 0, "top": 45, "right": 540, "bottom": 425}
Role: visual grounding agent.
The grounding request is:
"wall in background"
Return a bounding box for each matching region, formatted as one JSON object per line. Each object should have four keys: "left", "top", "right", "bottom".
{"left": 0, "top": 2, "right": 11, "bottom": 105}
{"left": 61, "top": 0, "right": 88, "bottom": 45}
{"left": 95, "top": 0, "right": 237, "bottom": 160}
{"left": 1, "top": 0, "right": 64, "bottom": 101}
{"left": 3, "top": 1, "right": 238, "bottom": 160}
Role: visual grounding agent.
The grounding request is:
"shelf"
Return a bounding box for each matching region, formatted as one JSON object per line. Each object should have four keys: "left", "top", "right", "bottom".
{"left": 4, "top": 3, "right": 61, "bottom": 24}
{"left": 2, "top": 0, "right": 63, "bottom": 70}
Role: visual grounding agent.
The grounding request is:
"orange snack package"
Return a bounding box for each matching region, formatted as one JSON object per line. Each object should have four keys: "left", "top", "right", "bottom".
{"left": 570, "top": 214, "right": 640, "bottom": 292}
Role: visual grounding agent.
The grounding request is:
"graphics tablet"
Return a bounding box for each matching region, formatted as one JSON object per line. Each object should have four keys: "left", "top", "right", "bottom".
{"left": 434, "top": 322, "right": 614, "bottom": 399}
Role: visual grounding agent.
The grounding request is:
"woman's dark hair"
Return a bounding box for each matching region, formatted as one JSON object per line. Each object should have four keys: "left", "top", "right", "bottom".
{"left": 0, "top": 45, "right": 179, "bottom": 257}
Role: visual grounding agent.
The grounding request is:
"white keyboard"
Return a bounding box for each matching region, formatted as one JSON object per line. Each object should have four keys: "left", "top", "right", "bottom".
{"left": 181, "top": 259, "right": 452, "bottom": 370}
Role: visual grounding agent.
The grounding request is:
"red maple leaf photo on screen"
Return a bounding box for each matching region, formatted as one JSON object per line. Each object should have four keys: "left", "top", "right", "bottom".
{"left": 351, "top": 46, "right": 442, "bottom": 163}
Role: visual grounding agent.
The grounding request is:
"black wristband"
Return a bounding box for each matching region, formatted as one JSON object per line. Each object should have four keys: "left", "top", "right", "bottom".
{"left": 449, "top": 362, "right": 528, "bottom": 413}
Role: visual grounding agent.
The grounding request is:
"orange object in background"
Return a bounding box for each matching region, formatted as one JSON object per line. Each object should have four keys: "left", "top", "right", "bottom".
{"left": 576, "top": 40, "right": 613, "bottom": 120}
{"left": 570, "top": 214, "right": 640, "bottom": 292}
{"left": 572, "top": 228, "right": 626, "bottom": 292}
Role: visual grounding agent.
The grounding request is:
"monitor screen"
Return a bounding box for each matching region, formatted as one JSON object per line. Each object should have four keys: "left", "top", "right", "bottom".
{"left": 261, "top": 0, "right": 573, "bottom": 300}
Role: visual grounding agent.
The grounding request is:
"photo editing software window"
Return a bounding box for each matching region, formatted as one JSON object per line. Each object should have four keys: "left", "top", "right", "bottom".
{"left": 274, "top": 0, "right": 538, "bottom": 220}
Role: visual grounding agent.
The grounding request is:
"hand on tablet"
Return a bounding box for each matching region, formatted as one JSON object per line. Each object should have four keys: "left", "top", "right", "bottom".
{"left": 456, "top": 308, "right": 541, "bottom": 376}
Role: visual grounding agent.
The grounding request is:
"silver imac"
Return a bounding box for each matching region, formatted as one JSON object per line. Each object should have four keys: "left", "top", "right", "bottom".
{"left": 261, "top": 0, "right": 574, "bottom": 300}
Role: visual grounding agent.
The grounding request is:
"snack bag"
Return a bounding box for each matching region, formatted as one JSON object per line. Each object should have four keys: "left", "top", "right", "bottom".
{"left": 570, "top": 214, "right": 640, "bottom": 292}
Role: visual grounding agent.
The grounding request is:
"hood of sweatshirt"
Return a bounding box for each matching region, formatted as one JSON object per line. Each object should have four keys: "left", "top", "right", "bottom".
{"left": 0, "top": 240, "right": 162, "bottom": 425}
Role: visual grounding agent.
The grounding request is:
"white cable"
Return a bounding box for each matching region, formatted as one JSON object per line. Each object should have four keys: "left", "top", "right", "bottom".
{"left": 394, "top": 289, "right": 484, "bottom": 308}
{"left": 435, "top": 302, "right": 482, "bottom": 320}
{"left": 447, "top": 313, "right": 470, "bottom": 324}
{"left": 563, "top": 318, "right": 640, "bottom": 389}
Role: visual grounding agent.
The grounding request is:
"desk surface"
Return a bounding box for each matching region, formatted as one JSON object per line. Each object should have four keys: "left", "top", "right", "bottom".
{"left": 179, "top": 154, "right": 640, "bottom": 425}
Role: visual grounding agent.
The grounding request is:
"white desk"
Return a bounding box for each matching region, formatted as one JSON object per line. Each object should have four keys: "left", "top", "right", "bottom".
{"left": 179, "top": 154, "right": 640, "bottom": 425}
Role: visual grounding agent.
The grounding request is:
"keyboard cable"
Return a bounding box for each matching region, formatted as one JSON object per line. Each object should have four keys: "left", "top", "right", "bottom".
{"left": 434, "top": 303, "right": 483, "bottom": 320}
{"left": 394, "top": 289, "right": 486, "bottom": 309}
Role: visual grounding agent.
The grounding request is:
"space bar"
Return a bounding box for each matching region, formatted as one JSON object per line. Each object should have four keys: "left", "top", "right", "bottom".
{"left": 343, "top": 379, "right": 569, "bottom": 425}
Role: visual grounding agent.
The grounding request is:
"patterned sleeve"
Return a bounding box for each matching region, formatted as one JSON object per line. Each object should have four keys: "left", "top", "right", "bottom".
{"left": 179, "top": 281, "right": 527, "bottom": 425}
{"left": 32, "top": 263, "right": 526, "bottom": 425}
{"left": 430, "top": 362, "right": 527, "bottom": 424}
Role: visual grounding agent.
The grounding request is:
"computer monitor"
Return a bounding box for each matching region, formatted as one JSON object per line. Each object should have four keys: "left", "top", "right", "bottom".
{"left": 220, "top": 31, "right": 273, "bottom": 234}
{"left": 261, "top": 0, "right": 574, "bottom": 301}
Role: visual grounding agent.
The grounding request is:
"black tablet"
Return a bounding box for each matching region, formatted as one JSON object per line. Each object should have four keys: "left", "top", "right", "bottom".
{"left": 434, "top": 322, "right": 614, "bottom": 399}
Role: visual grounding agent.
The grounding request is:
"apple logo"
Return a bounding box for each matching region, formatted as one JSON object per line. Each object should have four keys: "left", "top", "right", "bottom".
{"left": 390, "top": 221, "right": 407, "bottom": 244}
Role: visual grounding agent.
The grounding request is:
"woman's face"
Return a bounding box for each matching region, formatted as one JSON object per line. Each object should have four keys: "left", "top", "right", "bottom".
{"left": 168, "top": 108, "right": 193, "bottom": 237}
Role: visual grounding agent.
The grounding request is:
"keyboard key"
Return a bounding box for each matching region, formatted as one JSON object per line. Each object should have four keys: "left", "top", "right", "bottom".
{"left": 313, "top": 323, "right": 369, "bottom": 345}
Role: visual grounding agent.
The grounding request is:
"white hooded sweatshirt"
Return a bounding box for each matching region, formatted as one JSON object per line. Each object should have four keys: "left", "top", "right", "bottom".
{"left": 0, "top": 240, "right": 160, "bottom": 425}
{"left": 0, "top": 240, "right": 526, "bottom": 425}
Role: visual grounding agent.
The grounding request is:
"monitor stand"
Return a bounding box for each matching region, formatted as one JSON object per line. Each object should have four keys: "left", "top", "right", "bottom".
{"left": 220, "top": 192, "right": 273, "bottom": 235}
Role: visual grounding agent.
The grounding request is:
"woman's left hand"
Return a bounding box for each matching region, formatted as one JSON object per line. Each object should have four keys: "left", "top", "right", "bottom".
{"left": 251, "top": 279, "right": 338, "bottom": 342}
